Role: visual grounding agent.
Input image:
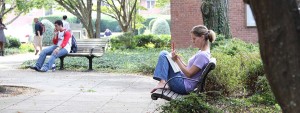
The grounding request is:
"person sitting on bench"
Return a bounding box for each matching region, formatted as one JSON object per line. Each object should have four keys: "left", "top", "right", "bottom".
{"left": 29, "top": 20, "right": 72, "bottom": 72}
{"left": 151, "top": 25, "right": 216, "bottom": 94}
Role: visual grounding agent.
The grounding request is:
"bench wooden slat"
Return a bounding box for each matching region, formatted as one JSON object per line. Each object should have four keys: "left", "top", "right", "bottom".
{"left": 76, "top": 45, "right": 106, "bottom": 48}
{"left": 176, "top": 94, "right": 184, "bottom": 99}
{"left": 162, "top": 89, "right": 171, "bottom": 95}
{"left": 171, "top": 93, "right": 179, "bottom": 100}
{"left": 151, "top": 89, "right": 184, "bottom": 101}
{"left": 66, "top": 53, "right": 103, "bottom": 57}
{"left": 77, "top": 42, "right": 108, "bottom": 44}
{"left": 166, "top": 90, "right": 175, "bottom": 98}
{"left": 77, "top": 41, "right": 108, "bottom": 42}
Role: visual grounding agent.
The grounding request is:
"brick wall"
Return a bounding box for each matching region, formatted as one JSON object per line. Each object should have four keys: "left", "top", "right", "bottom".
{"left": 171, "top": 0, "right": 258, "bottom": 48}
{"left": 229, "top": 0, "right": 258, "bottom": 42}
{"left": 171, "top": 0, "right": 203, "bottom": 48}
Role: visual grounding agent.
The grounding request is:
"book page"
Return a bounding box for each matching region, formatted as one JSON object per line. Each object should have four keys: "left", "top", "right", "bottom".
{"left": 165, "top": 54, "right": 181, "bottom": 73}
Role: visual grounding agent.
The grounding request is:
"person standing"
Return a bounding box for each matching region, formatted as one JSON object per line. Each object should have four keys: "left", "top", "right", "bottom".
{"left": 0, "top": 18, "right": 7, "bottom": 56}
{"left": 33, "top": 18, "right": 43, "bottom": 55}
{"left": 62, "top": 15, "right": 77, "bottom": 53}
{"left": 62, "top": 15, "right": 71, "bottom": 32}
{"left": 29, "top": 20, "right": 72, "bottom": 72}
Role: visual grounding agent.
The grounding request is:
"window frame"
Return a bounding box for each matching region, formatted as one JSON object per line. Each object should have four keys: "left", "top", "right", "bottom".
{"left": 245, "top": 4, "right": 256, "bottom": 27}
{"left": 146, "top": 0, "right": 155, "bottom": 9}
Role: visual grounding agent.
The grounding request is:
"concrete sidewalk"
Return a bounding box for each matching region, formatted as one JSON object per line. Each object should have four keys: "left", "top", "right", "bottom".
{"left": 0, "top": 53, "right": 166, "bottom": 113}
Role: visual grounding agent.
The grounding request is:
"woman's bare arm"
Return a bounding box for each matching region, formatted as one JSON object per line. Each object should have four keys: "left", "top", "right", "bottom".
{"left": 172, "top": 52, "right": 200, "bottom": 78}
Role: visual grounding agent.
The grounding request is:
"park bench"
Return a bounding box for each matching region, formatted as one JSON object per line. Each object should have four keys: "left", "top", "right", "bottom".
{"left": 58, "top": 38, "right": 109, "bottom": 71}
{"left": 151, "top": 58, "right": 216, "bottom": 101}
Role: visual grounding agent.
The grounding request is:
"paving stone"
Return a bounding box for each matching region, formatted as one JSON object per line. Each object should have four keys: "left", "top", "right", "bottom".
{"left": 0, "top": 53, "right": 166, "bottom": 113}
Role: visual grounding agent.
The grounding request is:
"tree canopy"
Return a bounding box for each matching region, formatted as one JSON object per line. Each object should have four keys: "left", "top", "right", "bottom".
{"left": 1, "top": 0, "right": 53, "bottom": 25}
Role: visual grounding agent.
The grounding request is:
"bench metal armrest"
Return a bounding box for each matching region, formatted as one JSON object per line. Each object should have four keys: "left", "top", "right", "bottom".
{"left": 89, "top": 48, "right": 94, "bottom": 55}
{"left": 160, "top": 76, "right": 200, "bottom": 95}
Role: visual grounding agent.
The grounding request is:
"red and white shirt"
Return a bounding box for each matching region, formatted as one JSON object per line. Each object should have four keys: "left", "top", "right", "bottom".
{"left": 52, "top": 29, "right": 72, "bottom": 52}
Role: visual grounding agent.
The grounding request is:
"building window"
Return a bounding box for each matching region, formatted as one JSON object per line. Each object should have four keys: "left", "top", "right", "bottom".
{"left": 246, "top": 4, "right": 256, "bottom": 27}
{"left": 147, "top": 0, "right": 155, "bottom": 9}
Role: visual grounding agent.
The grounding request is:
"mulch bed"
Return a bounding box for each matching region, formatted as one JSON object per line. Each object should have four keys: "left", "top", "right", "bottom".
{"left": 0, "top": 85, "right": 41, "bottom": 97}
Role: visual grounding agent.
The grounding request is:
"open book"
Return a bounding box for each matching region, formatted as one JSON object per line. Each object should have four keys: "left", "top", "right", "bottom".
{"left": 165, "top": 53, "right": 181, "bottom": 73}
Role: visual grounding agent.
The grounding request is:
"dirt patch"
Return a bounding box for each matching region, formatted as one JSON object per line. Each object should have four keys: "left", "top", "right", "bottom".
{"left": 0, "top": 85, "right": 41, "bottom": 97}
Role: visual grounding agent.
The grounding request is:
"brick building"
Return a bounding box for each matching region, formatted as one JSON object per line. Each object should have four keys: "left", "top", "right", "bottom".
{"left": 171, "top": 0, "right": 258, "bottom": 48}
{"left": 139, "top": 0, "right": 162, "bottom": 15}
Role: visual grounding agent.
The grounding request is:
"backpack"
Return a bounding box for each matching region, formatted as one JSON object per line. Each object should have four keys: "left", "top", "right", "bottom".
{"left": 70, "top": 35, "right": 77, "bottom": 53}
{"left": 39, "top": 22, "right": 46, "bottom": 33}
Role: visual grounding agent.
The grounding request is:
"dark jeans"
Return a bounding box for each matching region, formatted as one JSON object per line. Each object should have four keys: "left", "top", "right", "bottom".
{"left": 153, "top": 51, "right": 188, "bottom": 94}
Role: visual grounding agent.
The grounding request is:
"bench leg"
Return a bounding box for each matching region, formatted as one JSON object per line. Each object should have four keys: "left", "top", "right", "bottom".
{"left": 59, "top": 56, "right": 66, "bottom": 70}
{"left": 87, "top": 56, "right": 95, "bottom": 71}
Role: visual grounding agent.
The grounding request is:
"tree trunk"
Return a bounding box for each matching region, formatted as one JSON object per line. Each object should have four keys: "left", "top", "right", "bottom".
{"left": 87, "top": 0, "right": 94, "bottom": 38}
{"left": 244, "top": 0, "right": 300, "bottom": 112}
{"left": 201, "top": 0, "right": 231, "bottom": 38}
{"left": 95, "top": 0, "right": 101, "bottom": 38}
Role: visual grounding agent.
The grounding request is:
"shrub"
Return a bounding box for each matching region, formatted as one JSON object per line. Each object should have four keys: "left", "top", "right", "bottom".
{"left": 213, "top": 38, "right": 259, "bottom": 56}
{"left": 134, "top": 34, "right": 171, "bottom": 48}
{"left": 90, "top": 14, "right": 121, "bottom": 32}
{"left": 134, "top": 34, "right": 154, "bottom": 47}
{"left": 4, "top": 43, "right": 34, "bottom": 55}
{"left": 145, "top": 42, "right": 155, "bottom": 48}
{"left": 3, "top": 48, "right": 19, "bottom": 55}
{"left": 206, "top": 38, "right": 262, "bottom": 95}
{"left": 160, "top": 93, "right": 221, "bottom": 113}
{"left": 207, "top": 52, "right": 262, "bottom": 95}
{"left": 41, "top": 19, "right": 55, "bottom": 46}
{"left": 19, "top": 43, "right": 35, "bottom": 53}
{"left": 247, "top": 76, "right": 277, "bottom": 105}
{"left": 110, "top": 32, "right": 136, "bottom": 49}
{"left": 138, "top": 27, "right": 146, "bottom": 34}
{"left": 165, "top": 18, "right": 171, "bottom": 29}
{"left": 148, "top": 19, "right": 156, "bottom": 32}
{"left": 145, "top": 15, "right": 170, "bottom": 30}
{"left": 98, "top": 15, "right": 121, "bottom": 32}
{"left": 153, "top": 35, "right": 171, "bottom": 48}
{"left": 151, "top": 18, "right": 170, "bottom": 35}
{"left": 143, "top": 17, "right": 155, "bottom": 28}
{"left": 5, "top": 36, "right": 21, "bottom": 48}
{"left": 211, "top": 34, "right": 226, "bottom": 49}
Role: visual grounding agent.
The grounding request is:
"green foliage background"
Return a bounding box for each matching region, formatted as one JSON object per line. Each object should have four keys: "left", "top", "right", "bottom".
{"left": 41, "top": 19, "right": 55, "bottom": 46}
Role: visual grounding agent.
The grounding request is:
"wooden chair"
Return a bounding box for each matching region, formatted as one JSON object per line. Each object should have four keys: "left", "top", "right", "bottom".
{"left": 151, "top": 58, "right": 217, "bottom": 101}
